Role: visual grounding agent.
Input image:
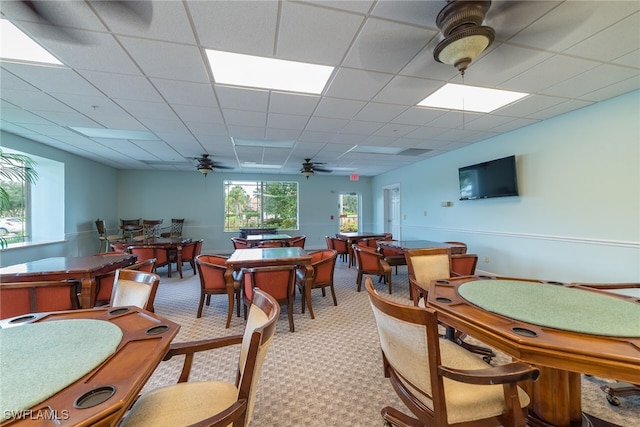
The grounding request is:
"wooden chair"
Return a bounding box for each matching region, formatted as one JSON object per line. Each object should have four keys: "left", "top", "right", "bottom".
{"left": 120, "top": 218, "right": 142, "bottom": 240}
{"left": 94, "top": 258, "right": 157, "bottom": 307}
{"left": 444, "top": 241, "right": 468, "bottom": 254}
{"left": 178, "top": 239, "right": 203, "bottom": 277}
{"left": 110, "top": 268, "right": 160, "bottom": 312}
{"left": 288, "top": 235, "right": 306, "bottom": 248}
{"left": 231, "top": 237, "right": 249, "bottom": 249}
{"left": 0, "top": 279, "right": 81, "bottom": 320}
{"left": 326, "top": 236, "right": 348, "bottom": 263}
{"left": 353, "top": 245, "right": 392, "bottom": 294}
{"left": 296, "top": 249, "right": 337, "bottom": 318}
{"left": 127, "top": 245, "right": 172, "bottom": 277}
{"left": 243, "top": 265, "right": 297, "bottom": 332}
{"left": 160, "top": 218, "right": 184, "bottom": 238}
{"left": 95, "top": 218, "right": 121, "bottom": 253}
{"left": 195, "top": 254, "right": 241, "bottom": 328}
{"left": 365, "top": 277, "right": 538, "bottom": 427}
{"left": 119, "top": 289, "right": 279, "bottom": 427}
{"left": 134, "top": 219, "right": 163, "bottom": 241}
{"left": 450, "top": 253, "right": 478, "bottom": 276}
{"left": 404, "top": 247, "right": 452, "bottom": 305}
{"left": 378, "top": 242, "right": 407, "bottom": 274}
{"left": 405, "top": 248, "right": 495, "bottom": 361}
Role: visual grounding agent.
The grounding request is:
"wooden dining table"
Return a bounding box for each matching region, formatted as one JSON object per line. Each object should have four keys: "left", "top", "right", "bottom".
{"left": 427, "top": 276, "right": 640, "bottom": 427}
{"left": 376, "top": 239, "right": 464, "bottom": 252}
{"left": 0, "top": 305, "right": 180, "bottom": 427}
{"left": 245, "top": 233, "right": 292, "bottom": 247}
{"left": 224, "top": 247, "right": 315, "bottom": 317}
{"left": 0, "top": 254, "right": 136, "bottom": 309}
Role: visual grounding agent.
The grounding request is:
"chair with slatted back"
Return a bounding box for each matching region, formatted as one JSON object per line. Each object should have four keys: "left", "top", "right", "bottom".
{"left": 0, "top": 279, "right": 81, "bottom": 320}
{"left": 119, "top": 289, "right": 279, "bottom": 427}
{"left": 195, "top": 254, "right": 241, "bottom": 328}
{"left": 120, "top": 218, "right": 142, "bottom": 240}
{"left": 160, "top": 218, "right": 184, "bottom": 238}
{"left": 95, "top": 219, "right": 121, "bottom": 253}
{"left": 134, "top": 219, "right": 163, "bottom": 241}
{"left": 110, "top": 268, "right": 160, "bottom": 312}
{"left": 242, "top": 265, "right": 298, "bottom": 332}
{"left": 365, "top": 277, "right": 538, "bottom": 427}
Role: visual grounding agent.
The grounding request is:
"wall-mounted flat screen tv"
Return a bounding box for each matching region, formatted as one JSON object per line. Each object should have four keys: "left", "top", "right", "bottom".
{"left": 458, "top": 155, "right": 519, "bottom": 200}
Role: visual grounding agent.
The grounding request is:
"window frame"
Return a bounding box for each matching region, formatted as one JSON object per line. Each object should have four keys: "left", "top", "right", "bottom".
{"left": 223, "top": 180, "right": 299, "bottom": 232}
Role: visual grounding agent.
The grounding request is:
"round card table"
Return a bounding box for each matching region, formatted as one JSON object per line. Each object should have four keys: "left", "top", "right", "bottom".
{"left": 427, "top": 276, "right": 640, "bottom": 427}
{"left": 0, "top": 306, "right": 179, "bottom": 427}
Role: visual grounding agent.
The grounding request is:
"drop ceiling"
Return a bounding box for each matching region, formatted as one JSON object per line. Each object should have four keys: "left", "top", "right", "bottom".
{"left": 1, "top": 0, "right": 639, "bottom": 177}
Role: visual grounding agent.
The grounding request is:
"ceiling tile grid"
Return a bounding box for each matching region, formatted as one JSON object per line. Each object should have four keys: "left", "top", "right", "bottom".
{"left": 0, "top": 0, "right": 638, "bottom": 177}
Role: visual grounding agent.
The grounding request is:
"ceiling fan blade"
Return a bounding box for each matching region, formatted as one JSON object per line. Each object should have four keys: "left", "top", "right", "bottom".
{"left": 313, "top": 167, "right": 332, "bottom": 173}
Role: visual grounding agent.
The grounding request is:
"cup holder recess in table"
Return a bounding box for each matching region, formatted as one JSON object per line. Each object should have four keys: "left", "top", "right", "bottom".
{"left": 146, "top": 324, "right": 170, "bottom": 335}
{"left": 108, "top": 307, "right": 130, "bottom": 315}
{"left": 74, "top": 386, "right": 116, "bottom": 409}
{"left": 435, "top": 297, "right": 452, "bottom": 303}
{"left": 511, "top": 327, "right": 538, "bottom": 337}
{"left": 9, "top": 314, "right": 36, "bottom": 324}
{"left": 435, "top": 280, "right": 450, "bottom": 285}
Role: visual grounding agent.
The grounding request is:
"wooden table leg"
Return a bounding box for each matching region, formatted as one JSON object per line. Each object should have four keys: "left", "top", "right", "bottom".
{"left": 79, "top": 274, "right": 96, "bottom": 309}
{"left": 527, "top": 366, "right": 583, "bottom": 427}
{"left": 304, "top": 263, "right": 315, "bottom": 319}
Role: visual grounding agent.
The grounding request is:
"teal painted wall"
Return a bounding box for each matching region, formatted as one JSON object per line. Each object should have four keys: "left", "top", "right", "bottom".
{"left": 372, "top": 90, "right": 640, "bottom": 283}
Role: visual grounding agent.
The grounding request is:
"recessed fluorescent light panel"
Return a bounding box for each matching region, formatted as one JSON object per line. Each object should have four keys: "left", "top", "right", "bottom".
{"left": 350, "top": 146, "right": 405, "bottom": 155}
{"left": 241, "top": 163, "right": 282, "bottom": 169}
{"left": 69, "top": 127, "right": 159, "bottom": 140}
{"left": 418, "top": 83, "right": 528, "bottom": 113}
{"left": 207, "top": 49, "right": 333, "bottom": 94}
{"left": 0, "top": 19, "right": 63, "bottom": 65}
{"left": 232, "top": 138, "right": 295, "bottom": 149}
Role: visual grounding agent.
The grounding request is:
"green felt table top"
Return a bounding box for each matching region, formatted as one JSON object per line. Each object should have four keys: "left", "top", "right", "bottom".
{"left": 458, "top": 280, "right": 640, "bottom": 337}
{"left": 0, "top": 319, "right": 123, "bottom": 419}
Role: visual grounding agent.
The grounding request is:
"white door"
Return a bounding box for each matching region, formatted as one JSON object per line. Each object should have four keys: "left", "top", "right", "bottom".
{"left": 384, "top": 185, "right": 401, "bottom": 240}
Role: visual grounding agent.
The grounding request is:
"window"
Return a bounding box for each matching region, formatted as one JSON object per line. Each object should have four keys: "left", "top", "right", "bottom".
{"left": 0, "top": 147, "right": 64, "bottom": 248}
{"left": 339, "top": 192, "right": 359, "bottom": 232}
{"left": 0, "top": 150, "right": 31, "bottom": 245}
{"left": 224, "top": 180, "right": 298, "bottom": 232}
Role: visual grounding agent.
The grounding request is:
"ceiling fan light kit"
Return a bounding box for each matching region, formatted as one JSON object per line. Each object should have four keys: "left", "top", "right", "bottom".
{"left": 434, "top": 0, "right": 495, "bottom": 76}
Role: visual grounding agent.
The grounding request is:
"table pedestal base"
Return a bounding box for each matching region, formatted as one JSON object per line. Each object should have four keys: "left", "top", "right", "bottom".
{"left": 528, "top": 412, "right": 621, "bottom": 427}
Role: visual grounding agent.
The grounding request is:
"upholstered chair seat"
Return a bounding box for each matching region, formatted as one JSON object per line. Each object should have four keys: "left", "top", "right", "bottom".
{"left": 366, "top": 277, "right": 538, "bottom": 427}
{"left": 120, "top": 289, "right": 279, "bottom": 427}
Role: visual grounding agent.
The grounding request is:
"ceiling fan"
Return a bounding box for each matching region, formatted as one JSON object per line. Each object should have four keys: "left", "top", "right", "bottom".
{"left": 300, "top": 159, "right": 332, "bottom": 179}
{"left": 190, "top": 154, "right": 233, "bottom": 176}
{"left": 15, "top": 0, "right": 153, "bottom": 43}
{"left": 432, "top": 0, "right": 495, "bottom": 76}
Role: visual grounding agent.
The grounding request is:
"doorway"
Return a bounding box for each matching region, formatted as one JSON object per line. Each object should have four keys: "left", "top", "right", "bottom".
{"left": 383, "top": 185, "right": 401, "bottom": 240}
{"left": 339, "top": 192, "right": 359, "bottom": 232}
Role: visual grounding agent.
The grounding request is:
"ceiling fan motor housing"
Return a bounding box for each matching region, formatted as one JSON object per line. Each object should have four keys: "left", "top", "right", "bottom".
{"left": 434, "top": 0, "right": 495, "bottom": 75}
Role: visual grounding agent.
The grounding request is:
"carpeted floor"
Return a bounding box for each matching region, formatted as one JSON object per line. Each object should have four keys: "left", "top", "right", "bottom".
{"left": 142, "top": 256, "right": 639, "bottom": 426}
